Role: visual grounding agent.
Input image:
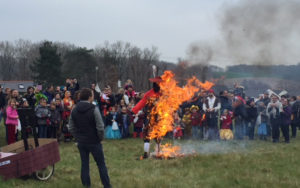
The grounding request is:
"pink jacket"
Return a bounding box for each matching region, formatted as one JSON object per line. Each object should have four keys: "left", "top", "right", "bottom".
{"left": 6, "top": 106, "right": 18, "bottom": 125}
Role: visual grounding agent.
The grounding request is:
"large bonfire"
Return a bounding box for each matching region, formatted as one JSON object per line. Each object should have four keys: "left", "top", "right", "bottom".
{"left": 148, "top": 71, "right": 214, "bottom": 159}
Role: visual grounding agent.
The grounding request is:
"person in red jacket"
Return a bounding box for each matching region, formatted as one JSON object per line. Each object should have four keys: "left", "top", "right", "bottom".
{"left": 220, "top": 109, "right": 234, "bottom": 140}
{"left": 133, "top": 110, "right": 145, "bottom": 138}
{"left": 190, "top": 105, "right": 202, "bottom": 139}
{"left": 132, "top": 76, "right": 162, "bottom": 159}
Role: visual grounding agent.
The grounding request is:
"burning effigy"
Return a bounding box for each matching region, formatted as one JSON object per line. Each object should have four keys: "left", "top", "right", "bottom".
{"left": 133, "top": 70, "right": 214, "bottom": 159}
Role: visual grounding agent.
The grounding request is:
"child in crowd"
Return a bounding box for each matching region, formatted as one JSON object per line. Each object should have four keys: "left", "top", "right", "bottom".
{"left": 182, "top": 108, "right": 192, "bottom": 138}
{"left": 49, "top": 101, "right": 61, "bottom": 139}
{"left": 55, "top": 98, "right": 64, "bottom": 115}
{"left": 219, "top": 109, "right": 234, "bottom": 140}
{"left": 105, "top": 106, "right": 121, "bottom": 139}
{"left": 35, "top": 98, "right": 51, "bottom": 138}
{"left": 117, "top": 106, "right": 131, "bottom": 138}
{"left": 257, "top": 102, "right": 268, "bottom": 140}
{"left": 173, "top": 112, "right": 183, "bottom": 139}
{"left": 133, "top": 110, "right": 144, "bottom": 138}
{"left": 190, "top": 105, "right": 202, "bottom": 139}
{"left": 6, "top": 99, "right": 19, "bottom": 144}
{"left": 62, "top": 91, "right": 74, "bottom": 141}
{"left": 125, "top": 85, "right": 136, "bottom": 102}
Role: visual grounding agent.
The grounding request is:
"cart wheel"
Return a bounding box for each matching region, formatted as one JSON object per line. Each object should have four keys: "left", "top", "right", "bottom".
{"left": 34, "top": 165, "right": 55, "bottom": 181}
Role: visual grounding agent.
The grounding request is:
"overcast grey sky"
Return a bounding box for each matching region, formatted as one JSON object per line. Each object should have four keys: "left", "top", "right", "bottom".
{"left": 0, "top": 0, "right": 235, "bottom": 64}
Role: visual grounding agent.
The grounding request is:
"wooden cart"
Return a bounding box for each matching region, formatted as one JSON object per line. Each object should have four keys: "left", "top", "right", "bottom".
{"left": 0, "top": 138, "right": 60, "bottom": 181}
{"left": 0, "top": 108, "right": 60, "bottom": 181}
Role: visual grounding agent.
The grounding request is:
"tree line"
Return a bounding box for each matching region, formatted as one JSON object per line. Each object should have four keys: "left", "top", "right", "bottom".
{"left": 0, "top": 39, "right": 171, "bottom": 92}
{"left": 1, "top": 39, "right": 299, "bottom": 93}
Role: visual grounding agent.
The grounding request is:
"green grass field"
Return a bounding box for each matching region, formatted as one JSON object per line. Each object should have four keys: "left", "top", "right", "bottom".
{"left": 1, "top": 122, "right": 300, "bottom": 188}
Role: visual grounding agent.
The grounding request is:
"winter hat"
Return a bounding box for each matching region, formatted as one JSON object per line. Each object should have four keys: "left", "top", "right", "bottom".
{"left": 208, "top": 89, "right": 214, "bottom": 94}
{"left": 190, "top": 105, "right": 199, "bottom": 111}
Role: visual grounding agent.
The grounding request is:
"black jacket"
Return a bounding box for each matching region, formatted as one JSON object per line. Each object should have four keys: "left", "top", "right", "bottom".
{"left": 220, "top": 96, "right": 232, "bottom": 111}
{"left": 292, "top": 101, "right": 300, "bottom": 123}
{"left": 234, "top": 104, "right": 247, "bottom": 119}
{"left": 117, "top": 112, "right": 131, "bottom": 127}
{"left": 24, "top": 93, "right": 36, "bottom": 107}
{"left": 69, "top": 102, "right": 104, "bottom": 144}
{"left": 246, "top": 105, "right": 258, "bottom": 122}
{"left": 0, "top": 91, "right": 5, "bottom": 109}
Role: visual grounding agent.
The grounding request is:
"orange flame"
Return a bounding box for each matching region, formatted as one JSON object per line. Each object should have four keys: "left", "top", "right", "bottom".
{"left": 156, "top": 143, "right": 197, "bottom": 159}
{"left": 148, "top": 70, "right": 214, "bottom": 140}
{"left": 156, "top": 143, "right": 182, "bottom": 159}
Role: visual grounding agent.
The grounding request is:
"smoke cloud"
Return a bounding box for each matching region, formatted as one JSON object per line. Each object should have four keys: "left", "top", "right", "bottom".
{"left": 186, "top": 41, "right": 213, "bottom": 66}
{"left": 187, "top": 0, "right": 300, "bottom": 66}
{"left": 220, "top": 0, "right": 300, "bottom": 65}
{"left": 174, "top": 140, "right": 248, "bottom": 155}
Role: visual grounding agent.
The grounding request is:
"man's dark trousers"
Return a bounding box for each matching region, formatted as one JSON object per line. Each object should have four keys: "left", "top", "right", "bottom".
{"left": 78, "top": 143, "right": 111, "bottom": 188}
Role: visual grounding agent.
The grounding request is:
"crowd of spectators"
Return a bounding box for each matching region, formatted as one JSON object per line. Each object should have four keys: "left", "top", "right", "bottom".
{"left": 0, "top": 78, "right": 300, "bottom": 145}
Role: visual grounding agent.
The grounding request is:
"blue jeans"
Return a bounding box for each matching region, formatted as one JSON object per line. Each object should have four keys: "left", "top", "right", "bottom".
{"left": 77, "top": 143, "right": 111, "bottom": 188}
{"left": 38, "top": 125, "right": 47, "bottom": 138}
{"left": 247, "top": 120, "right": 256, "bottom": 140}
{"left": 235, "top": 117, "right": 244, "bottom": 140}
{"left": 192, "top": 126, "right": 199, "bottom": 139}
{"left": 120, "top": 124, "right": 129, "bottom": 138}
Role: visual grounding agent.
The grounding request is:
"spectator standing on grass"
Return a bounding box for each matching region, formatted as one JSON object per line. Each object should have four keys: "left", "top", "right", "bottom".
{"left": 291, "top": 96, "right": 300, "bottom": 138}
{"left": 105, "top": 106, "right": 121, "bottom": 139}
{"left": 219, "top": 109, "right": 233, "bottom": 140}
{"left": 203, "top": 89, "right": 221, "bottom": 140}
{"left": 10, "top": 89, "right": 23, "bottom": 141}
{"left": 245, "top": 98, "right": 258, "bottom": 140}
{"left": 62, "top": 90, "right": 74, "bottom": 141}
{"left": 68, "top": 88, "right": 111, "bottom": 188}
{"left": 49, "top": 101, "right": 61, "bottom": 139}
{"left": 117, "top": 106, "right": 131, "bottom": 138}
{"left": 257, "top": 102, "right": 268, "bottom": 140}
{"left": 280, "top": 98, "right": 292, "bottom": 143}
{"left": 35, "top": 98, "right": 51, "bottom": 138}
{"left": 233, "top": 96, "right": 247, "bottom": 140}
{"left": 190, "top": 105, "right": 201, "bottom": 139}
{"left": 63, "top": 91, "right": 74, "bottom": 118}
{"left": 5, "top": 98, "right": 19, "bottom": 144}
{"left": 132, "top": 109, "right": 144, "bottom": 138}
{"left": 267, "top": 94, "right": 283, "bottom": 143}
